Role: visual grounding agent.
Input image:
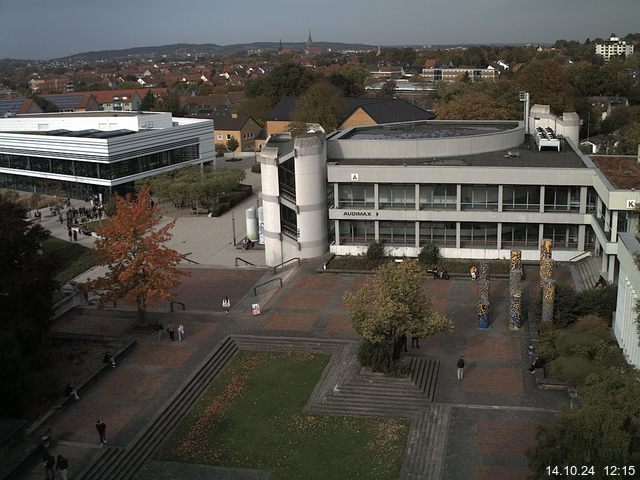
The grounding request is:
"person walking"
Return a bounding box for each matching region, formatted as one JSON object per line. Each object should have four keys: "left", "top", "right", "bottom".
{"left": 156, "top": 322, "right": 164, "bottom": 341}
{"left": 64, "top": 383, "right": 80, "bottom": 400}
{"left": 168, "top": 323, "right": 175, "bottom": 341}
{"left": 222, "top": 296, "right": 231, "bottom": 313}
{"left": 96, "top": 420, "right": 107, "bottom": 444}
{"left": 411, "top": 336, "right": 420, "bottom": 349}
{"left": 56, "top": 454, "right": 69, "bottom": 480}
{"left": 457, "top": 355, "right": 465, "bottom": 381}
{"left": 177, "top": 323, "right": 184, "bottom": 341}
{"left": 67, "top": 227, "right": 72, "bottom": 242}
{"left": 72, "top": 229, "right": 78, "bottom": 242}
{"left": 43, "top": 452, "right": 55, "bottom": 480}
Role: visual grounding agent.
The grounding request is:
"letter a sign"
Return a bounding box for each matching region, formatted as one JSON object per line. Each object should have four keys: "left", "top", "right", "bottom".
{"left": 351, "top": 173, "right": 359, "bottom": 181}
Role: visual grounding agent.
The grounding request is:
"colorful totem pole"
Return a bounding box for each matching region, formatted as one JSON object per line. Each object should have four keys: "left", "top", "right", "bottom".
{"left": 509, "top": 250, "right": 523, "bottom": 329}
{"left": 477, "top": 262, "right": 490, "bottom": 329}
{"left": 542, "top": 278, "right": 556, "bottom": 322}
{"left": 539, "top": 238, "right": 553, "bottom": 288}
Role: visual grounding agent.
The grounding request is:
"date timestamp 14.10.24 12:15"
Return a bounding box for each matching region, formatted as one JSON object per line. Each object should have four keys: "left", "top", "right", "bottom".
{"left": 546, "top": 465, "right": 636, "bottom": 477}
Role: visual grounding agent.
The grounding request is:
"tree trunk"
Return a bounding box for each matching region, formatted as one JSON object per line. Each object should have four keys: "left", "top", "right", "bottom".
{"left": 136, "top": 297, "right": 147, "bottom": 326}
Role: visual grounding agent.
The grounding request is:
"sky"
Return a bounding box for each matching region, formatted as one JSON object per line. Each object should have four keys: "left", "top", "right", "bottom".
{"left": 1, "top": 0, "right": 639, "bottom": 60}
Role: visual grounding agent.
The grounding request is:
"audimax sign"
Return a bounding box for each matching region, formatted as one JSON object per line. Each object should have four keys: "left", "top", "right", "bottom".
{"left": 342, "top": 211, "right": 379, "bottom": 217}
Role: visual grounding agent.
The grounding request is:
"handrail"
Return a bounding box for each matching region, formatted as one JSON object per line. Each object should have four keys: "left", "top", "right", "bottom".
{"left": 170, "top": 301, "right": 185, "bottom": 312}
{"left": 272, "top": 257, "right": 300, "bottom": 274}
{"left": 181, "top": 255, "right": 199, "bottom": 265}
{"left": 253, "top": 277, "right": 283, "bottom": 296}
{"left": 568, "top": 251, "right": 591, "bottom": 262}
{"left": 235, "top": 257, "right": 257, "bottom": 267}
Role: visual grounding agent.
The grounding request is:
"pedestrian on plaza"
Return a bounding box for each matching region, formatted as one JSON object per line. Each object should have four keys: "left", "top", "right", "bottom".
{"left": 67, "top": 227, "right": 72, "bottom": 242}
{"left": 103, "top": 351, "right": 116, "bottom": 368}
{"left": 43, "top": 452, "right": 55, "bottom": 480}
{"left": 168, "top": 323, "right": 175, "bottom": 341}
{"left": 470, "top": 265, "right": 478, "bottom": 281}
{"left": 96, "top": 420, "right": 107, "bottom": 444}
{"left": 411, "top": 336, "right": 420, "bottom": 349}
{"left": 56, "top": 454, "right": 69, "bottom": 480}
{"left": 156, "top": 322, "right": 164, "bottom": 341}
{"left": 177, "top": 323, "right": 185, "bottom": 341}
{"left": 64, "top": 383, "right": 80, "bottom": 400}
{"left": 58, "top": 213, "right": 63, "bottom": 224}
{"left": 457, "top": 355, "right": 465, "bottom": 382}
{"left": 72, "top": 229, "right": 78, "bottom": 242}
{"left": 222, "top": 296, "right": 231, "bottom": 313}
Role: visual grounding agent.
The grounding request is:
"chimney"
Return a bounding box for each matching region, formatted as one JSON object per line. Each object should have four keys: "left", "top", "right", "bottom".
{"left": 232, "top": 112, "right": 238, "bottom": 119}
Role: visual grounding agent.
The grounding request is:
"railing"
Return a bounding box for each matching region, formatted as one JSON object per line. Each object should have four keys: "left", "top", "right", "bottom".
{"left": 235, "top": 257, "right": 257, "bottom": 267}
{"left": 170, "top": 301, "right": 185, "bottom": 312}
{"left": 253, "top": 277, "right": 283, "bottom": 296}
{"left": 180, "top": 255, "right": 200, "bottom": 265}
{"left": 569, "top": 251, "right": 592, "bottom": 263}
{"left": 273, "top": 257, "right": 300, "bottom": 274}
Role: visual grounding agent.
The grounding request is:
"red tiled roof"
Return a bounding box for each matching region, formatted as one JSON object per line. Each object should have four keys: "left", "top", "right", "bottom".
{"left": 591, "top": 155, "right": 640, "bottom": 190}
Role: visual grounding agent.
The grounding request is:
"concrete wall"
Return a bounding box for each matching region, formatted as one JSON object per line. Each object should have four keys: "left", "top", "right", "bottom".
{"left": 614, "top": 233, "right": 640, "bottom": 368}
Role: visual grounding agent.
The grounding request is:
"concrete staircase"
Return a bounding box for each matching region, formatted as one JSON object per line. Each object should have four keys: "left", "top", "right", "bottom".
{"left": 399, "top": 405, "right": 452, "bottom": 480}
{"left": 570, "top": 255, "right": 601, "bottom": 291}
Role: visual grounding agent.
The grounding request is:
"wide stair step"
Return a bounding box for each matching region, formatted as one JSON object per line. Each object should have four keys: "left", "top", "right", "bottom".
{"left": 571, "top": 255, "right": 601, "bottom": 292}
{"left": 399, "top": 405, "right": 452, "bottom": 480}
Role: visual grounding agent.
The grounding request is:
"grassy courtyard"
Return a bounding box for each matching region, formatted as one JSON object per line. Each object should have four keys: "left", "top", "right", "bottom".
{"left": 42, "top": 237, "right": 96, "bottom": 284}
{"left": 156, "top": 351, "right": 408, "bottom": 480}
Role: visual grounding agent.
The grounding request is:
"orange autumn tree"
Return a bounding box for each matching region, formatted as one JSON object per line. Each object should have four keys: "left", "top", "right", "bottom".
{"left": 86, "top": 186, "right": 187, "bottom": 325}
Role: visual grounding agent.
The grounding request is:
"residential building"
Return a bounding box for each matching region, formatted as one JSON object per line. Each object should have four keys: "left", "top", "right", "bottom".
{"left": 41, "top": 93, "right": 100, "bottom": 112}
{"left": 588, "top": 96, "right": 629, "bottom": 121}
{"left": 214, "top": 113, "right": 263, "bottom": 152}
{"left": 421, "top": 66, "right": 496, "bottom": 83}
{"left": 266, "top": 97, "right": 434, "bottom": 136}
{"left": 0, "top": 111, "right": 215, "bottom": 200}
{"left": 92, "top": 90, "right": 143, "bottom": 111}
{"left": 595, "top": 34, "right": 634, "bottom": 61}
{"left": 0, "top": 98, "right": 43, "bottom": 117}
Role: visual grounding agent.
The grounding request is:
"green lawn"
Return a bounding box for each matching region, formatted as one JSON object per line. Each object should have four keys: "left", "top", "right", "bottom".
{"left": 156, "top": 351, "right": 408, "bottom": 480}
{"left": 42, "top": 237, "right": 96, "bottom": 284}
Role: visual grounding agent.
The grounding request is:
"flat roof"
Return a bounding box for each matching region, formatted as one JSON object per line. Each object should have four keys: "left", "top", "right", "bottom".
{"left": 339, "top": 121, "right": 518, "bottom": 140}
{"left": 329, "top": 136, "right": 587, "bottom": 169}
{"left": 591, "top": 155, "right": 640, "bottom": 190}
{"left": 15, "top": 111, "right": 156, "bottom": 118}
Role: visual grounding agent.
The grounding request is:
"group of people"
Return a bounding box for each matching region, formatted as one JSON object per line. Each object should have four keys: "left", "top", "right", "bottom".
{"left": 242, "top": 238, "right": 255, "bottom": 250}
{"left": 156, "top": 322, "right": 185, "bottom": 341}
{"left": 42, "top": 452, "right": 69, "bottom": 480}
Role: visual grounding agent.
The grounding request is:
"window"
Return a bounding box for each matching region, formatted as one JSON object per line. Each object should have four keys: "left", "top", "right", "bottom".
{"left": 379, "top": 221, "right": 415, "bottom": 244}
{"left": 378, "top": 184, "right": 415, "bottom": 209}
{"left": 617, "top": 211, "right": 629, "bottom": 234}
{"left": 327, "top": 184, "right": 335, "bottom": 208}
{"left": 461, "top": 185, "right": 498, "bottom": 210}
{"left": 502, "top": 223, "right": 539, "bottom": 247}
{"left": 420, "top": 184, "right": 456, "bottom": 209}
{"left": 543, "top": 224, "right": 579, "bottom": 249}
{"left": 338, "top": 183, "right": 374, "bottom": 208}
{"left": 544, "top": 186, "right": 580, "bottom": 212}
{"left": 460, "top": 223, "right": 497, "bottom": 247}
{"left": 502, "top": 186, "right": 540, "bottom": 211}
{"left": 226, "top": 134, "right": 231, "bottom": 140}
{"left": 586, "top": 187, "right": 597, "bottom": 213}
{"left": 420, "top": 222, "right": 456, "bottom": 246}
{"left": 339, "top": 221, "right": 375, "bottom": 244}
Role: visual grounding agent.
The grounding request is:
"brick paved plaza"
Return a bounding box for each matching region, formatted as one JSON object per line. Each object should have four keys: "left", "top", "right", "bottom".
{"left": 14, "top": 260, "right": 570, "bottom": 480}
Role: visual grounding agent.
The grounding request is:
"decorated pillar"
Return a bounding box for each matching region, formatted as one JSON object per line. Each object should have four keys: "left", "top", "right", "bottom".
{"left": 509, "top": 249, "right": 523, "bottom": 329}
{"left": 479, "top": 261, "right": 490, "bottom": 281}
{"left": 539, "top": 239, "right": 552, "bottom": 288}
{"left": 477, "top": 279, "right": 490, "bottom": 329}
{"left": 542, "top": 278, "right": 556, "bottom": 322}
{"left": 510, "top": 249, "right": 522, "bottom": 271}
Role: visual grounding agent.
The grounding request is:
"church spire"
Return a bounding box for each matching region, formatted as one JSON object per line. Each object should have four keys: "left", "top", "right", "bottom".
{"left": 307, "top": 29, "right": 313, "bottom": 50}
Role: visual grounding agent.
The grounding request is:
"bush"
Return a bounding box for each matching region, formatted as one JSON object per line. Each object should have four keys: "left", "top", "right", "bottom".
{"left": 366, "top": 242, "right": 385, "bottom": 261}
{"left": 418, "top": 243, "right": 439, "bottom": 266}
{"left": 546, "top": 356, "right": 594, "bottom": 386}
{"left": 358, "top": 339, "right": 409, "bottom": 375}
{"left": 539, "top": 283, "right": 618, "bottom": 328}
{"left": 215, "top": 144, "right": 227, "bottom": 157}
{"left": 251, "top": 163, "right": 261, "bottom": 173}
{"left": 554, "top": 314, "right": 610, "bottom": 359}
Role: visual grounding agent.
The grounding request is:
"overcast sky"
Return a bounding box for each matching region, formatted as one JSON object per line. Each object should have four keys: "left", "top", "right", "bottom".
{"left": 1, "top": 0, "right": 639, "bottom": 60}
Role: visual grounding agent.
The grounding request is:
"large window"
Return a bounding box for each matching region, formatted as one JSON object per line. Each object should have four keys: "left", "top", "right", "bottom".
{"left": 419, "top": 184, "right": 456, "bottom": 209}
{"left": 378, "top": 184, "right": 415, "bottom": 209}
{"left": 461, "top": 185, "right": 498, "bottom": 210}
{"left": 586, "top": 187, "right": 597, "bottom": 213}
{"left": 339, "top": 221, "right": 375, "bottom": 245}
{"left": 327, "top": 184, "right": 335, "bottom": 208}
{"left": 460, "top": 223, "right": 497, "bottom": 247}
{"left": 543, "top": 224, "right": 579, "bottom": 249}
{"left": 338, "top": 183, "right": 374, "bottom": 208}
{"left": 502, "top": 223, "right": 539, "bottom": 247}
{"left": 280, "top": 205, "right": 297, "bottom": 240}
{"left": 544, "top": 186, "right": 580, "bottom": 212}
{"left": 502, "top": 186, "right": 540, "bottom": 211}
{"left": 278, "top": 158, "right": 295, "bottom": 201}
{"left": 419, "top": 222, "right": 456, "bottom": 246}
{"left": 379, "top": 221, "right": 415, "bottom": 244}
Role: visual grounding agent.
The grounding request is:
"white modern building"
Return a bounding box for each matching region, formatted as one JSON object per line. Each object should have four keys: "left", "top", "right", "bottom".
{"left": 0, "top": 111, "right": 215, "bottom": 200}
{"left": 614, "top": 232, "right": 640, "bottom": 368}
{"left": 595, "top": 34, "right": 635, "bottom": 61}
{"left": 259, "top": 106, "right": 640, "bottom": 284}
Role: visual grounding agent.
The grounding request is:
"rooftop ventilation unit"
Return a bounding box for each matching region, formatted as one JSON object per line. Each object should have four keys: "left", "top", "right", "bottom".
{"left": 534, "top": 126, "right": 560, "bottom": 151}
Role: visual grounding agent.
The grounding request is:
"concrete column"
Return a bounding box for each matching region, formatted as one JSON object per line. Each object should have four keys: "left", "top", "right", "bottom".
{"left": 578, "top": 225, "right": 586, "bottom": 251}
{"left": 611, "top": 211, "right": 618, "bottom": 241}
{"left": 498, "top": 185, "right": 503, "bottom": 212}
{"left": 456, "top": 222, "right": 461, "bottom": 249}
{"left": 456, "top": 184, "right": 462, "bottom": 211}
{"left": 539, "top": 186, "right": 545, "bottom": 213}
{"left": 604, "top": 208, "right": 611, "bottom": 233}
{"left": 259, "top": 146, "right": 284, "bottom": 267}
{"left": 333, "top": 183, "right": 339, "bottom": 208}
{"left": 334, "top": 220, "right": 340, "bottom": 246}
{"left": 579, "top": 186, "right": 587, "bottom": 214}
{"left": 374, "top": 183, "right": 379, "bottom": 210}
{"left": 375, "top": 220, "right": 379, "bottom": 242}
{"left": 538, "top": 223, "right": 544, "bottom": 246}
{"left": 596, "top": 196, "right": 603, "bottom": 219}
{"left": 601, "top": 253, "right": 608, "bottom": 276}
{"left": 415, "top": 221, "right": 420, "bottom": 248}
{"left": 608, "top": 255, "right": 616, "bottom": 283}
{"left": 496, "top": 223, "right": 502, "bottom": 250}
{"left": 415, "top": 184, "right": 420, "bottom": 211}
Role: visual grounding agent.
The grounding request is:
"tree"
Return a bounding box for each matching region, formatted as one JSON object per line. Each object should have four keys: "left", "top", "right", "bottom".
{"left": 381, "top": 79, "right": 396, "bottom": 99}
{"left": 253, "top": 62, "right": 316, "bottom": 104}
{"left": 436, "top": 90, "right": 518, "bottom": 120}
{"left": 291, "top": 80, "right": 344, "bottom": 132}
{"left": 528, "top": 366, "right": 640, "bottom": 477}
{"left": 139, "top": 90, "right": 156, "bottom": 111}
{"left": 0, "top": 199, "right": 58, "bottom": 413}
{"left": 86, "top": 186, "right": 187, "bottom": 325}
{"left": 516, "top": 59, "right": 575, "bottom": 114}
{"left": 616, "top": 122, "right": 640, "bottom": 155}
{"left": 343, "top": 260, "right": 453, "bottom": 372}
{"left": 226, "top": 136, "right": 240, "bottom": 158}
{"left": 156, "top": 91, "right": 186, "bottom": 116}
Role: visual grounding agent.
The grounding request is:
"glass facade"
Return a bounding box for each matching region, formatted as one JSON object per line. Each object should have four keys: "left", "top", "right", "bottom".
{"left": 379, "top": 221, "right": 415, "bottom": 244}
{"left": 544, "top": 186, "right": 580, "bottom": 212}
{"left": 502, "top": 185, "right": 540, "bottom": 211}
{"left": 339, "top": 221, "right": 375, "bottom": 245}
{"left": 378, "top": 184, "right": 415, "bottom": 209}
{"left": 419, "top": 222, "right": 456, "bottom": 246}
{"left": 461, "top": 185, "right": 498, "bottom": 210}
{"left": 502, "top": 223, "right": 539, "bottom": 247}
{"left": 460, "top": 223, "right": 498, "bottom": 247}
{"left": 0, "top": 145, "right": 200, "bottom": 181}
{"left": 543, "top": 224, "right": 579, "bottom": 249}
{"left": 338, "top": 183, "right": 374, "bottom": 208}
{"left": 419, "top": 184, "right": 456, "bottom": 209}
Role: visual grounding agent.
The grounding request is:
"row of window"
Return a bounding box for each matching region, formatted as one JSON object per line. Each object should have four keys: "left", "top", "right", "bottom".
{"left": 0, "top": 145, "right": 200, "bottom": 181}
{"left": 333, "top": 183, "right": 594, "bottom": 212}
{"left": 337, "top": 220, "right": 585, "bottom": 249}
{"left": 216, "top": 132, "right": 255, "bottom": 141}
